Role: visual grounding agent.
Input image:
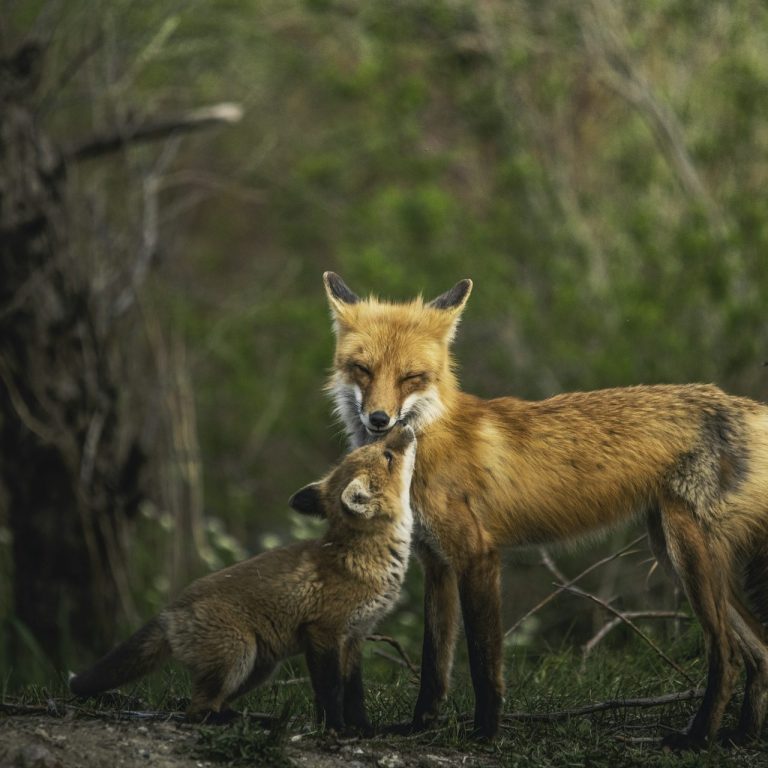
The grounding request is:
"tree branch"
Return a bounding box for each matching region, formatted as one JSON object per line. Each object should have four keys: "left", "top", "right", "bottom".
{"left": 560, "top": 583, "right": 695, "bottom": 685}
{"left": 583, "top": 611, "right": 691, "bottom": 660}
{"left": 63, "top": 102, "right": 243, "bottom": 163}
{"left": 505, "top": 534, "right": 646, "bottom": 638}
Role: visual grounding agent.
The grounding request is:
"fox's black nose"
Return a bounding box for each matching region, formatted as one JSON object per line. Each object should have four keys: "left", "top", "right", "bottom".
{"left": 369, "top": 411, "right": 390, "bottom": 429}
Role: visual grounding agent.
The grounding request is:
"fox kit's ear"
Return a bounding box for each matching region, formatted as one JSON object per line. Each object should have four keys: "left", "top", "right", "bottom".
{"left": 341, "top": 476, "right": 375, "bottom": 518}
{"left": 427, "top": 278, "right": 472, "bottom": 342}
{"left": 323, "top": 271, "right": 359, "bottom": 334}
{"left": 289, "top": 482, "right": 326, "bottom": 518}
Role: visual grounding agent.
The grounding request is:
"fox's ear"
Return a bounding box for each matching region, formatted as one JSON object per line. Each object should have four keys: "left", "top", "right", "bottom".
{"left": 427, "top": 279, "right": 472, "bottom": 342}
{"left": 341, "top": 476, "right": 375, "bottom": 518}
{"left": 428, "top": 279, "right": 472, "bottom": 312}
{"left": 323, "top": 271, "right": 359, "bottom": 334}
{"left": 289, "top": 482, "right": 326, "bottom": 518}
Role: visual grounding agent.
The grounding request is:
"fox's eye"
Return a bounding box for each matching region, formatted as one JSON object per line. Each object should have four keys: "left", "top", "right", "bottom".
{"left": 384, "top": 450, "right": 394, "bottom": 469}
{"left": 352, "top": 362, "right": 371, "bottom": 376}
{"left": 402, "top": 372, "right": 425, "bottom": 383}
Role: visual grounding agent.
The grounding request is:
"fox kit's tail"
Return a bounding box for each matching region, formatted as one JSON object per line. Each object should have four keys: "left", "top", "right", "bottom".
{"left": 70, "top": 617, "right": 171, "bottom": 697}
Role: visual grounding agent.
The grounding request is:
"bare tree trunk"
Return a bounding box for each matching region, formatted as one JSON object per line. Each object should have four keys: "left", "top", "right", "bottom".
{"left": 0, "top": 43, "right": 144, "bottom": 665}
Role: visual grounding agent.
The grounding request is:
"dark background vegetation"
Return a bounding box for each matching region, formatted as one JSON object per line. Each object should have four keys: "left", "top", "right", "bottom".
{"left": 2, "top": 0, "right": 768, "bottom": 694}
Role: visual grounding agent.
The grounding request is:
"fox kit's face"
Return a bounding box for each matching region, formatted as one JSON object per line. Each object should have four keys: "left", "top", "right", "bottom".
{"left": 322, "top": 273, "right": 472, "bottom": 445}
{"left": 289, "top": 423, "right": 417, "bottom": 531}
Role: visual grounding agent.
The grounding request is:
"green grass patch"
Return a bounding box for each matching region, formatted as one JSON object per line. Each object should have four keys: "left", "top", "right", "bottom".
{"left": 6, "top": 627, "right": 768, "bottom": 766}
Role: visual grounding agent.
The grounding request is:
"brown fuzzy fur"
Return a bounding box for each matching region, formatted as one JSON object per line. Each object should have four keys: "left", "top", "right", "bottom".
{"left": 70, "top": 425, "right": 417, "bottom": 733}
{"left": 324, "top": 271, "right": 768, "bottom": 747}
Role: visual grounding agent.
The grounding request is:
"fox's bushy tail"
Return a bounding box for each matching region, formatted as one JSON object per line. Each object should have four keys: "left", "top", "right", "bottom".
{"left": 70, "top": 617, "right": 171, "bottom": 697}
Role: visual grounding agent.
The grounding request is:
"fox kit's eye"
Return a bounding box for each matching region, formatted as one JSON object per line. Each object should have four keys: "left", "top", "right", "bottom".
{"left": 384, "top": 450, "right": 394, "bottom": 469}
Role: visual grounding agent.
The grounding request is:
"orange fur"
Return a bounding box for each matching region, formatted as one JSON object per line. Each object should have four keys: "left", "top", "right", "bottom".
{"left": 324, "top": 272, "right": 768, "bottom": 746}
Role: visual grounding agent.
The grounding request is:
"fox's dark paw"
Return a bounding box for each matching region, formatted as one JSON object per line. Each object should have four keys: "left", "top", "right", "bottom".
{"left": 661, "top": 730, "right": 704, "bottom": 751}
{"left": 469, "top": 723, "right": 498, "bottom": 742}
{"left": 718, "top": 728, "right": 755, "bottom": 748}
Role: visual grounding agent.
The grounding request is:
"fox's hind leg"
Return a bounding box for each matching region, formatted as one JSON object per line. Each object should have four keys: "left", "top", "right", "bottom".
{"left": 658, "top": 496, "right": 740, "bottom": 748}
{"left": 721, "top": 599, "right": 768, "bottom": 745}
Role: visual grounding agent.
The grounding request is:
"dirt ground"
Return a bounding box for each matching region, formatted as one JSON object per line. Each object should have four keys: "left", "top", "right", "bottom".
{"left": 0, "top": 713, "right": 499, "bottom": 768}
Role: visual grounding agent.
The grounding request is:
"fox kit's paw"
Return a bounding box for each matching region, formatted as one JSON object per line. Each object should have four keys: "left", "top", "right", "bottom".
{"left": 190, "top": 708, "right": 240, "bottom": 726}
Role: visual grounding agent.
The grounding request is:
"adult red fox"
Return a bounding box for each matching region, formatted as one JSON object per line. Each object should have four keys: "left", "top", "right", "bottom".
{"left": 323, "top": 271, "right": 768, "bottom": 748}
{"left": 71, "top": 424, "right": 417, "bottom": 734}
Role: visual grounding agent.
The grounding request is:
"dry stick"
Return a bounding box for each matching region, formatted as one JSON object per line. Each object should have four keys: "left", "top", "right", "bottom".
{"left": 0, "top": 699, "right": 278, "bottom": 724}
{"left": 539, "top": 547, "right": 568, "bottom": 583}
{"left": 503, "top": 688, "right": 704, "bottom": 723}
{"left": 505, "top": 534, "right": 647, "bottom": 637}
{"left": 538, "top": 549, "right": 691, "bottom": 662}
{"left": 367, "top": 633, "right": 419, "bottom": 675}
{"left": 583, "top": 611, "right": 691, "bottom": 659}
{"left": 560, "top": 584, "right": 695, "bottom": 686}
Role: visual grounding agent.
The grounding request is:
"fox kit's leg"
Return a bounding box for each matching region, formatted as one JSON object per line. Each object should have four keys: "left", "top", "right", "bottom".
{"left": 174, "top": 623, "right": 257, "bottom": 721}
{"left": 304, "top": 629, "right": 345, "bottom": 732}
{"left": 659, "top": 496, "right": 740, "bottom": 747}
{"left": 230, "top": 656, "right": 279, "bottom": 701}
{"left": 341, "top": 635, "right": 373, "bottom": 736}
{"left": 412, "top": 544, "right": 460, "bottom": 731}
{"left": 457, "top": 547, "right": 504, "bottom": 739}
{"left": 187, "top": 651, "right": 257, "bottom": 722}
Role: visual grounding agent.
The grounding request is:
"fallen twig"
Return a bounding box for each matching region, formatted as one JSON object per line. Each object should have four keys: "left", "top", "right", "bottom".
{"left": 505, "top": 534, "right": 646, "bottom": 637}
{"left": 0, "top": 699, "right": 276, "bottom": 725}
{"left": 503, "top": 688, "right": 703, "bottom": 723}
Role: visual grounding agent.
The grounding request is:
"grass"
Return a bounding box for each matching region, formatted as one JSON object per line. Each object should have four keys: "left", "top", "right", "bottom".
{"left": 5, "top": 627, "right": 768, "bottom": 766}
{"left": 196, "top": 704, "right": 294, "bottom": 767}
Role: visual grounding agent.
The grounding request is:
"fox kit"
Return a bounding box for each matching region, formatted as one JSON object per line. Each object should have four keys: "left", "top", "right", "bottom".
{"left": 70, "top": 424, "right": 417, "bottom": 733}
{"left": 323, "top": 271, "right": 768, "bottom": 748}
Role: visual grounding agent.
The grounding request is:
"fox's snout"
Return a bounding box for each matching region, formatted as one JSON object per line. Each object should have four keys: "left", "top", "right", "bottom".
{"left": 363, "top": 409, "right": 398, "bottom": 434}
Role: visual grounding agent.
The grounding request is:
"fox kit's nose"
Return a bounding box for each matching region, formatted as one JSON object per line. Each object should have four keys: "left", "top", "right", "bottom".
{"left": 369, "top": 411, "right": 391, "bottom": 429}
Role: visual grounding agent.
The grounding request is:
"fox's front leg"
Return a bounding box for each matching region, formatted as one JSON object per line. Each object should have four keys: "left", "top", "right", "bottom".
{"left": 305, "top": 633, "right": 345, "bottom": 732}
{"left": 412, "top": 544, "right": 460, "bottom": 731}
{"left": 458, "top": 547, "right": 504, "bottom": 739}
